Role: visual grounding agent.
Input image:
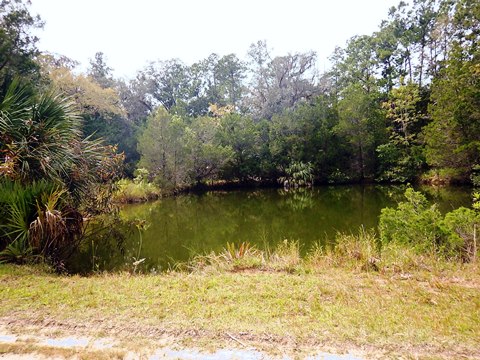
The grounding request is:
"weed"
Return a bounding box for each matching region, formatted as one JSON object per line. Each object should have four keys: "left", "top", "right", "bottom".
{"left": 131, "top": 219, "right": 150, "bottom": 273}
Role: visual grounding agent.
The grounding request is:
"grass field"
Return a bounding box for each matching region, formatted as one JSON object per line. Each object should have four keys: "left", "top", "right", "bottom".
{"left": 1, "top": 252, "right": 479, "bottom": 359}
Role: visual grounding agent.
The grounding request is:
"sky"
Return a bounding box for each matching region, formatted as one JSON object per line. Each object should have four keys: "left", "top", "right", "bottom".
{"left": 30, "top": 0, "right": 400, "bottom": 79}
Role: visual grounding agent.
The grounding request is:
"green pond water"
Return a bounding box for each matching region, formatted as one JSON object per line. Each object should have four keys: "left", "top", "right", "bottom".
{"left": 68, "top": 185, "right": 472, "bottom": 273}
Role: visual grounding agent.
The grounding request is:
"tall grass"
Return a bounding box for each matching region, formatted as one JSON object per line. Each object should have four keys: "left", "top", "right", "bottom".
{"left": 186, "top": 226, "right": 474, "bottom": 276}
{"left": 307, "top": 227, "right": 380, "bottom": 271}
{"left": 113, "top": 179, "right": 161, "bottom": 203}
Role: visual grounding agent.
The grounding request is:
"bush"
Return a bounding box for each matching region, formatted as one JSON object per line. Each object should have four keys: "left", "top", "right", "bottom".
{"left": 420, "top": 168, "right": 467, "bottom": 185}
{"left": 113, "top": 179, "right": 161, "bottom": 203}
{"left": 379, "top": 188, "right": 479, "bottom": 261}
{"left": 440, "top": 207, "right": 479, "bottom": 262}
{"left": 0, "top": 180, "right": 84, "bottom": 267}
{"left": 278, "top": 161, "right": 314, "bottom": 188}
{"left": 0, "top": 180, "right": 58, "bottom": 246}
{"left": 471, "top": 164, "right": 480, "bottom": 187}
{"left": 379, "top": 188, "right": 443, "bottom": 253}
{"left": 376, "top": 143, "right": 424, "bottom": 183}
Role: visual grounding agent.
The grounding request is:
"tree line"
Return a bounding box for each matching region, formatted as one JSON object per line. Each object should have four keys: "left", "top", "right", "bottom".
{"left": 88, "top": 0, "right": 480, "bottom": 187}
{"left": 1, "top": 0, "right": 480, "bottom": 190}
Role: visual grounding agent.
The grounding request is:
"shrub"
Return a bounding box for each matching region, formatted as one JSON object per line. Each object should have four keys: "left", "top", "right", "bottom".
{"left": 440, "top": 207, "right": 479, "bottom": 262}
{"left": 420, "top": 168, "right": 467, "bottom": 185}
{"left": 278, "top": 161, "right": 314, "bottom": 188}
{"left": 470, "top": 164, "right": 480, "bottom": 187}
{"left": 379, "top": 188, "right": 443, "bottom": 253}
{"left": 0, "top": 180, "right": 57, "bottom": 246}
{"left": 0, "top": 81, "right": 123, "bottom": 269}
{"left": 0, "top": 180, "right": 84, "bottom": 267}
{"left": 380, "top": 188, "right": 479, "bottom": 261}
{"left": 0, "top": 238, "right": 34, "bottom": 264}
{"left": 113, "top": 178, "right": 161, "bottom": 203}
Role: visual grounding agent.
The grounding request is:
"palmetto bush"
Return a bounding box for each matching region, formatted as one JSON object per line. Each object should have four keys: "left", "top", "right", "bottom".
{"left": 0, "top": 180, "right": 55, "bottom": 250}
{"left": 278, "top": 161, "right": 314, "bottom": 188}
{"left": 0, "top": 180, "right": 83, "bottom": 265}
{"left": 0, "top": 80, "right": 81, "bottom": 182}
{"left": 0, "top": 80, "right": 122, "bottom": 267}
{"left": 0, "top": 80, "right": 122, "bottom": 202}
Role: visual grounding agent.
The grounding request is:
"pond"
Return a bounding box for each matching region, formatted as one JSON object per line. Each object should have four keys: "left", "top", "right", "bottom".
{"left": 68, "top": 185, "right": 472, "bottom": 273}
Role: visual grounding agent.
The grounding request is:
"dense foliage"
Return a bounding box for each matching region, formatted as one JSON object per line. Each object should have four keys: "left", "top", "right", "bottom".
{"left": 0, "top": 2, "right": 123, "bottom": 267}
{"left": 116, "top": 0, "right": 477, "bottom": 188}
{"left": 0, "top": 80, "right": 122, "bottom": 267}
{"left": 2, "top": 0, "right": 476, "bottom": 189}
{"left": 380, "top": 188, "right": 479, "bottom": 261}
{"left": 1, "top": 0, "right": 479, "bottom": 266}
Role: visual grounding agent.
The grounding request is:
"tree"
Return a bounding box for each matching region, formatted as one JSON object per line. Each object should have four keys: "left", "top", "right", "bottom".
{"left": 39, "top": 55, "right": 141, "bottom": 174}
{"left": 424, "top": 0, "right": 480, "bottom": 181}
{"left": 141, "top": 59, "right": 191, "bottom": 113}
{"left": 116, "top": 75, "right": 154, "bottom": 124}
{"left": 377, "top": 81, "right": 425, "bottom": 182}
{"left": 213, "top": 54, "right": 246, "bottom": 108}
{"left": 247, "top": 41, "right": 318, "bottom": 119}
{"left": 137, "top": 108, "right": 187, "bottom": 188}
{"left": 88, "top": 51, "right": 114, "bottom": 89}
{"left": 41, "top": 55, "right": 124, "bottom": 120}
{"left": 0, "top": 0, "right": 43, "bottom": 91}
{"left": 331, "top": 35, "right": 379, "bottom": 95}
{"left": 411, "top": 0, "right": 440, "bottom": 87}
{"left": 336, "top": 84, "right": 385, "bottom": 180}
{"left": 183, "top": 116, "right": 233, "bottom": 185}
{"left": 424, "top": 49, "right": 480, "bottom": 177}
{"left": 216, "top": 113, "right": 261, "bottom": 181}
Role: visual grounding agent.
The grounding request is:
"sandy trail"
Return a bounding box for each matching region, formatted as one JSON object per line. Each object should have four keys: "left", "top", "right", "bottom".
{"left": 0, "top": 324, "right": 366, "bottom": 360}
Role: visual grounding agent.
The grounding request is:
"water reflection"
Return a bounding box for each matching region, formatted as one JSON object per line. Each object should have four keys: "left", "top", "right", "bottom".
{"left": 68, "top": 185, "right": 471, "bottom": 273}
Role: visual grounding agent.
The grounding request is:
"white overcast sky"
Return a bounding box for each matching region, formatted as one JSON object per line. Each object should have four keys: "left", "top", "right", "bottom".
{"left": 30, "top": 0, "right": 400, "bottom": 79}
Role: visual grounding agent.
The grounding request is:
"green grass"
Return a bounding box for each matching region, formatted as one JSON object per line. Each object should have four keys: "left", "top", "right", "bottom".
{"left": 112, "top": 179, "right": 161, "bottom": 203}
{"left": 1, "top": 257, "right": 479, "bottom": 359}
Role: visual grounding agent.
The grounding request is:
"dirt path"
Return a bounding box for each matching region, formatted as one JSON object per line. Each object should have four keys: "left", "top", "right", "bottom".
{"left": 0, "top": 321, "right": 369, "bottom": 360}
{"left": 2, "top": 314, "right": 479, "bottom": 359}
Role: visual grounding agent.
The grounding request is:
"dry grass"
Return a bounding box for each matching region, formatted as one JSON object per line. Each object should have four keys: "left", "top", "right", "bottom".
{"left": 1, "top": 255, "right": 479, "bottom": 359}
{"left": 0, "top": 343, "right": 125, "bottom": 360}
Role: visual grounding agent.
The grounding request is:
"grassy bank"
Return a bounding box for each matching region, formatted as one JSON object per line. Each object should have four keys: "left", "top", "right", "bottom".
{"left": 1, "top": 242, "right": 479, "bottom": 359}
{"left": 112, "top": 178, "right": 162, "bottom": 203}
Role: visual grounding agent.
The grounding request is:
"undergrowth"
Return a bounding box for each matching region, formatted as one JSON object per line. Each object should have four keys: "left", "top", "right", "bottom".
{"left": 186, "top": 227, "right": 475, "bottom": 275}
{"left": 113, "top": 178, "right": 161, "bottom": 203}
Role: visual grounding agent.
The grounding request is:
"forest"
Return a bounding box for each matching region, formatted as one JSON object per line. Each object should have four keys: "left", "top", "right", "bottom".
{"left": 2, "top": 0, "right": 480, "bottom": 188}
{"left": 0, "top": 0, "right": 479, "bottom": 266}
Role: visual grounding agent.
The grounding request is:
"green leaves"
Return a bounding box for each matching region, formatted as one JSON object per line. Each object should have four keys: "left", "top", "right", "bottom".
{"left": 0, "top": 81, "right": 81, "bottom": 182}
{"left": 379, "top": 188, "right": 443, "bottom": 253}
{"left": 379, "top": 188, "right": 480, "bottom": 261}
{"left": 377, "top": 82, "right": 425, "bottom": 182}
{"left": 0, "top": 179, "right": 56, "bottom": 244}
{"left": 278, "top": 161, "right": 314, "bottom": 188}
{"left": 138, "top": 109, "right": 234, "bottom": 188}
